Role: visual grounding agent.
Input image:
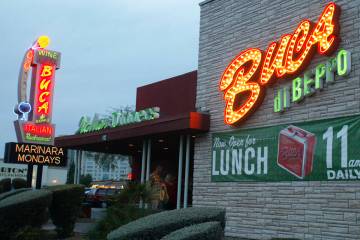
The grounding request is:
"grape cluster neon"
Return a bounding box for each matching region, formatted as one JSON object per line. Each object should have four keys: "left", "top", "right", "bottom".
{"left": 219, "top": 2, "right": 339, "bottom": 125}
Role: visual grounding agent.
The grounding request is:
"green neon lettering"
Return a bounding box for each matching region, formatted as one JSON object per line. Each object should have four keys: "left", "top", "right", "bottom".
{"left": 134, "top": 112, "right": 141, "bottom": 122}
{"left": 283, "top": 87, "right": 290, "bottom": 109}
{"left": 111, "top": 112, "right": 119, "bottom": 127}
{"left": 78, "top": 107, "right": 160, "bottom": 133}
{"left": 326, "top": 58, "right": 336, "bottom": 84}
{"left": 304, "top": 70, "right": 315, "bottom": 96}
{"left": 119, "top": 115, "right": 127, "bottom": 125}
{"left": 315, "top": 63, "right": 326, "bottom": 90}
{"left": 126, "top": 113, "right": 134, "bottom": 124}
{"left": 274, "top": 89, "right": 282, "bottom": 113}
{"left": 292, "top": 77, "right": 303, "bottom": 102}
{"left": 337, "top": 49, "right": 351, "bottom": 76}
{"left": 79, "top": 117, "right": 91, "bottom": 133}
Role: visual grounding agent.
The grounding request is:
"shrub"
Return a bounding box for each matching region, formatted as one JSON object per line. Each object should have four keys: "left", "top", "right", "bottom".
{"left": 107, "top": 207, "right": 225, "bottom": 240}
{"left": 80, "top": 174, "right": 93, "bottom": 187}
{"left": 0, "top": 188, "right": 30, "bottom": 201}
{"left": 0, "top": 189, "right": 52, "bottom": 239}
{"left": 47, "top": 184, "right": 84, "bottom": 238}
{"left": 112, "top": 182, "right": 153, "bottom": 206}
{"left": 88, "top": 205, "right": 158, "bottom": 240}
{"left": 0, "top": 178, "right": 12, "bottom": 193}
{"left": 12, "top": 178, "right": 27, "bottom": 189}
{"left": 161, "top": 221, "right": 223, "bottom": 240}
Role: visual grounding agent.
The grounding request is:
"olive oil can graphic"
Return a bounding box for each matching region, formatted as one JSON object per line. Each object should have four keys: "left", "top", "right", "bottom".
{"left": 277, "top": 126, "right": 316, "bottom": 179}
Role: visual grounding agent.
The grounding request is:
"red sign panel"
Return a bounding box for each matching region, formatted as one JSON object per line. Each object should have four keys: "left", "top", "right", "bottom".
{"left": 32, "top": 64, "right": 56, "bottom": 123}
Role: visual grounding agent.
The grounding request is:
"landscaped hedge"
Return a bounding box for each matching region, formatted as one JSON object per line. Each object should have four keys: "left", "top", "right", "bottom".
{"left": 0, "top": 189, "right": 52, "bottom": 239}
{"left": 0, "top": 188, "right": 30, "bottom": 201}
{"left": 89, "top": 205, "right": 158, "bottom": 240}
{"left": 12, "top": 178, "right": 27, "bottom": 189}
{"left": 0, "top": 178, "right": 11, "bottom": 193}
{"left": 161, "top": 221, "right": 223, "bottom": 240}
{"left": 47, "top": 184, "right": 84, "bottom": 238}
{"left": 107, "top": 207, "right": 225, "bottom": 240}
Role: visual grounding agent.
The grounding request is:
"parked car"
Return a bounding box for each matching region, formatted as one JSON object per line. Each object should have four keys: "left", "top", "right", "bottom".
{"left": 85, "top": 188, "right": 120, "bottom": 208}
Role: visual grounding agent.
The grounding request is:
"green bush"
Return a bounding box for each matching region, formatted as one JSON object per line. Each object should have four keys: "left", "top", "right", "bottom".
{"left": 107, "top": 207, "right": 225, "bottom": 240}
{"left": 12, "top": 178, "right": 27, "bottom": 189}
{"left": 80, "top": 174, "right": 93, "bottom": 187}
{"left": 0, "top": 189, "right": 52, "bottom": 239}
{"left": 0, "top": 178, "right": 12, "bottom": 193}
{"left": 112, "top": 182, "right": 153, "bottom": 206}
{"left": 89, "top": 205, "right": 158, "bottom": 240}
{"left": 0, "top": 188, "right": 30, "bottom": 201}
{"left": 47, "top": 184, "right": 84, "bottom": 238}
{"left": 161, "top": 221, "right": 223, "bottom": 240}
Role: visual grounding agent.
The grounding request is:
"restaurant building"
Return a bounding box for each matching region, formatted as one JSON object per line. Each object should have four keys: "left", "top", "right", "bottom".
{"left": 194, "top": 0, "right": 360, "bottom": 239}
{"left": 55, "top": 0, "right": 360, "bottom": 239}
{"left": 55, "top": 71, "right": 210, "bottom": 208}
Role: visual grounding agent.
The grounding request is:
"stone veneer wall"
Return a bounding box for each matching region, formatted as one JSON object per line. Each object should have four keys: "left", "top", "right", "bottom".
{"left": 194, "top": 0, "right": 360, "bottom": 239}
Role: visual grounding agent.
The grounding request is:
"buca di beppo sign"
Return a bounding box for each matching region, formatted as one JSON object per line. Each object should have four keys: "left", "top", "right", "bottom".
{"left": 4, "top": 142, "right": 67, "bottom": 167}
{"left": 219, "top": 3, "right": 348, "bottom": 125}
{"left": 14, "top": 36, "right": 61, "bottom": 144}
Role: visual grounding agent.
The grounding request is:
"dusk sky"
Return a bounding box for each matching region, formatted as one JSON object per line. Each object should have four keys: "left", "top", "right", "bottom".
{"left": 0, "top": 0, "right": 202, "bottom": 155}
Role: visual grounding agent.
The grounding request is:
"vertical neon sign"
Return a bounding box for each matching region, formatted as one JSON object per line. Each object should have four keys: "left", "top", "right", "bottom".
{"left": 14, "top": 36, "right": 61, "bottom": 145}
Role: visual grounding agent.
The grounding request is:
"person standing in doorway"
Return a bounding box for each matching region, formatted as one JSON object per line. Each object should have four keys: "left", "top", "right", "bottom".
{"left": 150, "top": 165, "right": 163, "bottom": 209}
{"left": 163, "top": 174, "right": 176, "bottom": 210}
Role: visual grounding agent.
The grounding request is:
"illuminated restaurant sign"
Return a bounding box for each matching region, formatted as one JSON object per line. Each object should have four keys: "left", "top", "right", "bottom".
{"left": 78, "top": 107, "right": 160, "bottom": 134}
{"left": 14, "top": 36, "right": 61, "bottom": 145}
{"left": 4, "top": 142, "right": 67, "bottom": 167}
{"left": 219, "top": 3, "right": 343, "bottom": 125}
{"left": 274, "top": 49, "right": 351, "bottom": 112}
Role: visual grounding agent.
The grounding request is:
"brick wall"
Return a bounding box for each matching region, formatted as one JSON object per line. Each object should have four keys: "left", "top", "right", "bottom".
{"left": 194, "top": 0, "right": 360, "bottom": 239}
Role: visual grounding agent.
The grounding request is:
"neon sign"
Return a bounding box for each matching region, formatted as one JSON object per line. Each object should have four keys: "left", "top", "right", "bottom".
{"left": 219, "top": 3, "right": 340, "bottom": 125}
{"left": 274, "top": 49, "right": 351, "bottom": 112}
{"left": 33, "top": 64, "right": 55, "bottom": 123}
{"left": 78, "top": 107, "right": 160, "bottom": 134}
{"left": 14, "top": 36, "right": 61, "bottom": 144}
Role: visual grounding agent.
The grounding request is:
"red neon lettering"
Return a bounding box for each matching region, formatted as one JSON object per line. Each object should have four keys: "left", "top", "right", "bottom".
{"left": 260, "top": 34, "right": 291, "bottom": 84}
{"left": 23, "top": 123, "right": 53, "bottom": 137}
{"left": 23, "top": 49, "right": 34, "bottom": 71}
{"left": 220, "top": 2, "right": 339, "bottom": 125}
{"left": 219, "top": 48, "right": 262, "bottom": 125}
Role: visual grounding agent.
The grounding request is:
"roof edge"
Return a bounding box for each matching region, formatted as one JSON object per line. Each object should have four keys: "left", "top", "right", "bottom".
{"left": 199, "top": 0, "right": 216, "bottom": 7}
{"left": 137, "top": 70, "right": 197, "bottom": 90}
